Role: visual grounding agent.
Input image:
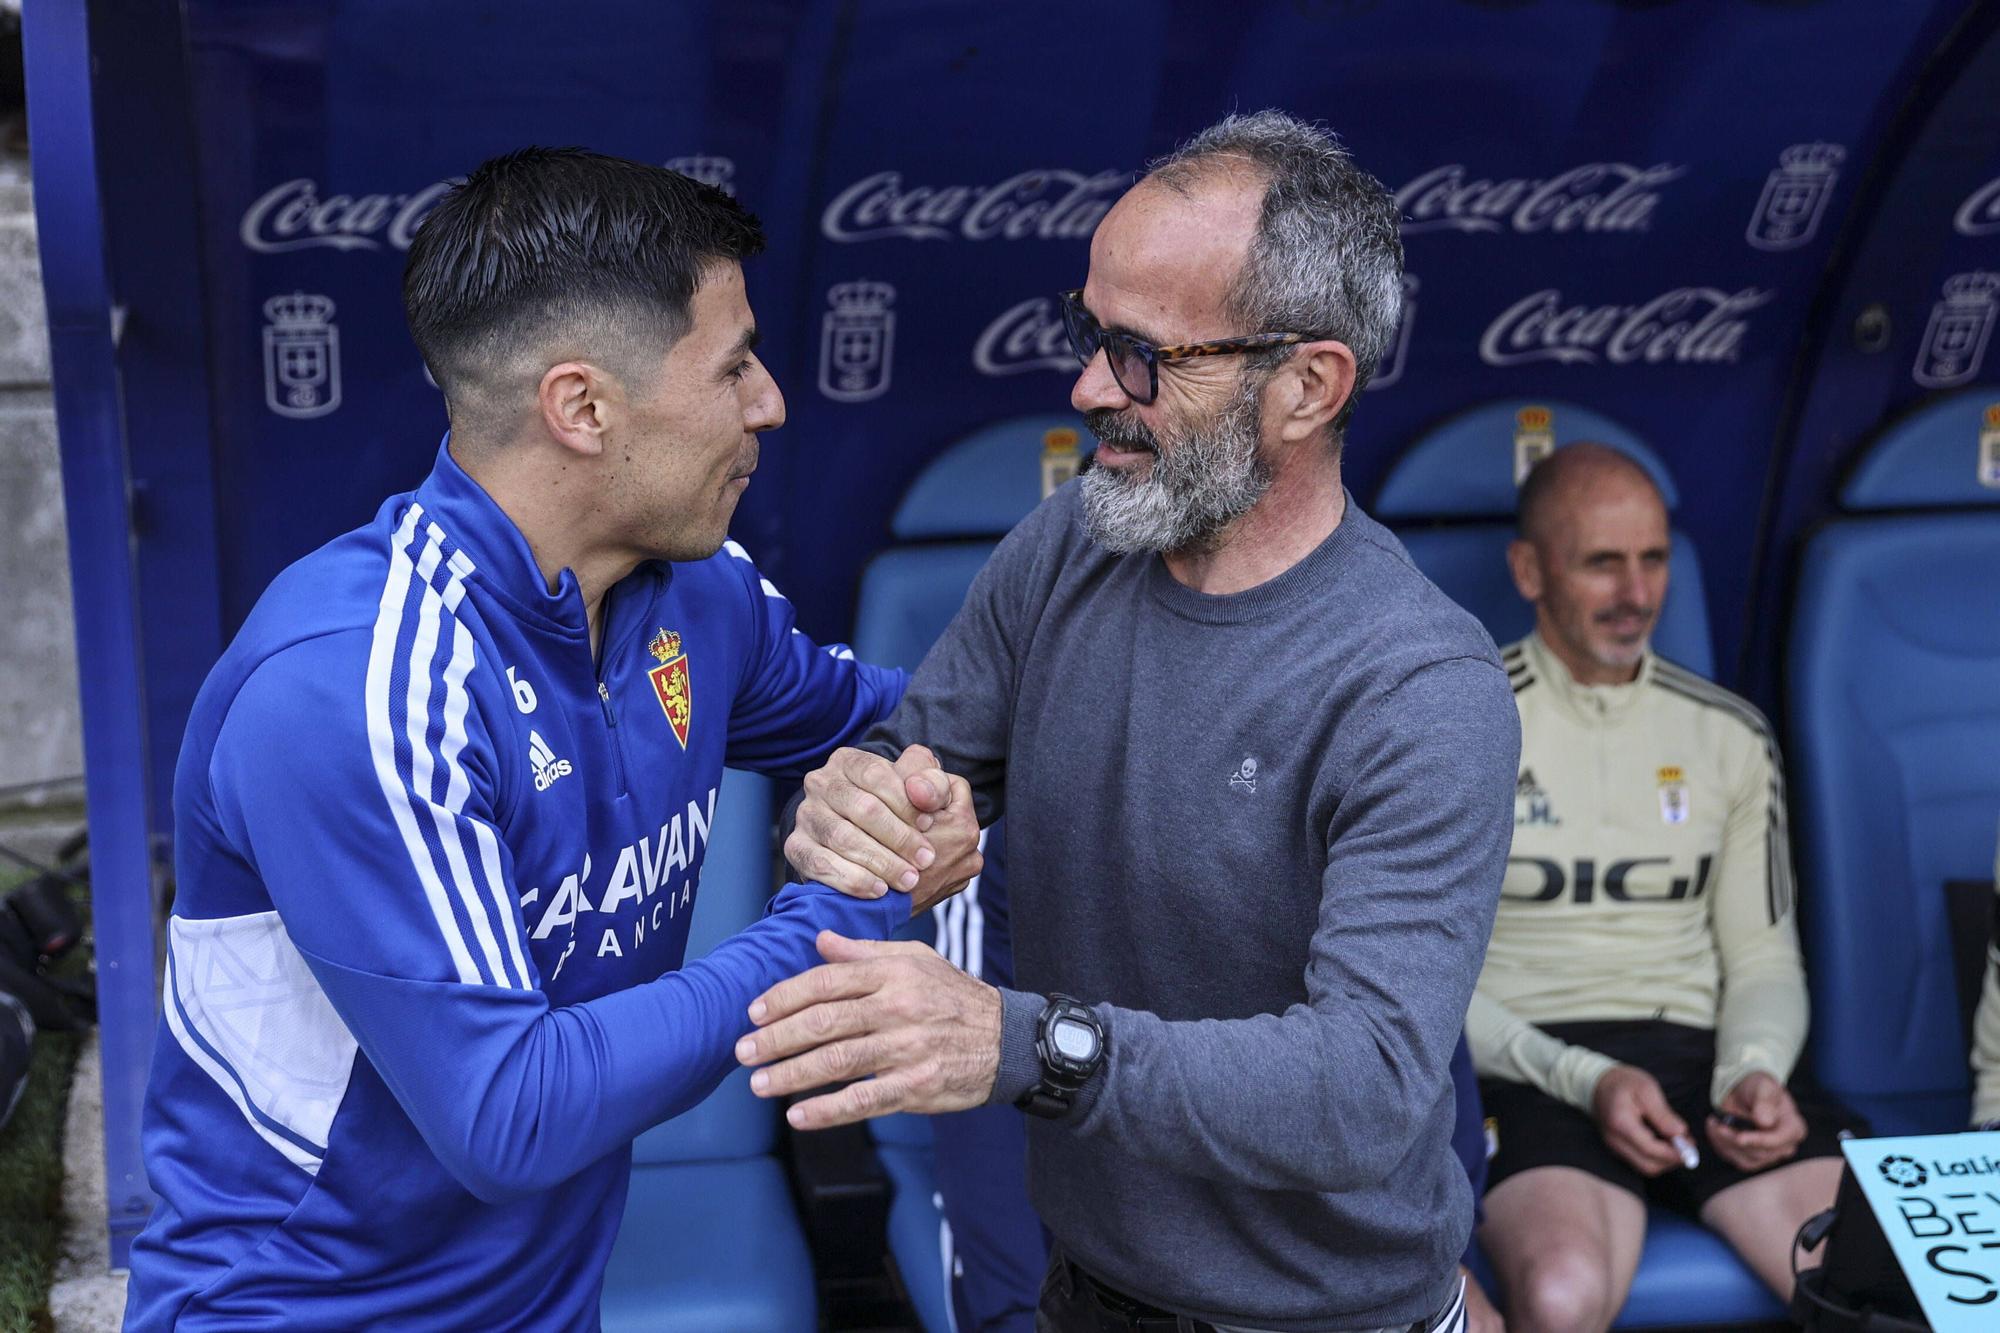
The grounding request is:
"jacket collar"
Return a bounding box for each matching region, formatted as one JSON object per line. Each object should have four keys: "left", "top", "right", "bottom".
{"left": 1521, "top": 629, "right": 1655, "bottom": 726}
{"left": 409, "top": 436, "right": 588, "bottom": 636}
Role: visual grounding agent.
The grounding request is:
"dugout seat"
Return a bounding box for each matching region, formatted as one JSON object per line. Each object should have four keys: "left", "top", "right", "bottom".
{"left": 600, "top": 768, "right": 818, "bottom": 1333}
{"left": 851, "top": 414, "right": 1083, "bottom": 1332}
{"left": 1375, "top": 399, "right": 1715, "bottom": 677}
{"left": 1382, "top": 402, "right": 1772, "bottom": 1325}
{"left": 1789, "top": 387, "right": 2000, "bottom": 1136}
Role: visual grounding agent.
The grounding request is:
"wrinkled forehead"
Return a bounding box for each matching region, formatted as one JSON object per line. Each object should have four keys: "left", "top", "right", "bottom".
{"left": 1084, "top": 173, "right": 1264, "bottom": 342}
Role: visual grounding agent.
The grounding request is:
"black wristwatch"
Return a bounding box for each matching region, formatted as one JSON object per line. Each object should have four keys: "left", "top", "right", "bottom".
{"left": 1015, "top": 994, "right": 1106, "bottom": 1120}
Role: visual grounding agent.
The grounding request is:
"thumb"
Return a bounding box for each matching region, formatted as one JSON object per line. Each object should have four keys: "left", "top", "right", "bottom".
{"left": 815, "top": 929, "right": 889, "bottom": 963}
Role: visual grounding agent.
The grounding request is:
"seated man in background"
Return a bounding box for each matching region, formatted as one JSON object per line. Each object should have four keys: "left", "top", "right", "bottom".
{"left": 1971, "top": 819, "right": 2000, "bottom": 1128}
{"left": 1469, "top": 444, "right": 1861, "bottom": 1333}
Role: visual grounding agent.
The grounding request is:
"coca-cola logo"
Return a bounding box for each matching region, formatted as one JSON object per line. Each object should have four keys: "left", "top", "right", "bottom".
{"left": 240, "top": 178, "right": 456, "bottom": 254}
{"left": 973, "top": 297, "right": 1075, "bottom": 376}
{"left": 1480, "top": 286, "right": 1773, "bottom": 367}
{"left": 1956, "top": 175, "right": 2000, "bottom": 237}
{"left": 1397, "top": 162, "right": 1684, "bottom": 236}
{"left": 822, "top": 169, "right": 1124, "bottom": 243}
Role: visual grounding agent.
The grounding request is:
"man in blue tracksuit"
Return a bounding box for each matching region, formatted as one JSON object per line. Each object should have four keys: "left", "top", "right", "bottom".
{"left": 124, "top": 148, "right": 979, "bottom": 1331}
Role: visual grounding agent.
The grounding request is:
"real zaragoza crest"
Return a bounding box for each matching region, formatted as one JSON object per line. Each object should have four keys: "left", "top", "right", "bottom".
{"left": 647, "top": 629, "right": 691, "bottom": 749}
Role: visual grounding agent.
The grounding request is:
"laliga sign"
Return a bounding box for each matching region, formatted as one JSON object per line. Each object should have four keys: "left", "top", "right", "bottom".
{"left": 1480, "top": 286, "right": 1772, "bottom": 367}
{"left": 821, "top": 169, "right": 1124, "bottom": 243}
{"left": 241, "top": 178, "right": 456, "bottom": 254}
{"left": 1396, "top": 162, "right": 1684, "bottom": 235}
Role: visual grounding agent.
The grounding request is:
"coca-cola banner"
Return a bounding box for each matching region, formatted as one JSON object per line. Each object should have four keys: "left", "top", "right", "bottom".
{"left": 181, "top": 0, "right": 1983, "bottom": 683}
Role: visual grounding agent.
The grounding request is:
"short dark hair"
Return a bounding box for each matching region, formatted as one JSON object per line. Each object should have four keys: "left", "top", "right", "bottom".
{"left": 402, "top": 147, "right": 765, "bottom": 418}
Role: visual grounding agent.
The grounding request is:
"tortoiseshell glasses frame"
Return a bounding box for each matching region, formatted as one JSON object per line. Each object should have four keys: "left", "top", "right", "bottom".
{"left": 1057, "top": 288, "right": 1321, "bottom": 406}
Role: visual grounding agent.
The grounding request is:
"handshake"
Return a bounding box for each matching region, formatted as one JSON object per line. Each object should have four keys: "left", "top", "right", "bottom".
{"left": 787, "top": 743, "right": 985, "bottom": 914}
{"left": 736, "top": 743, "right": 1005, "bottom": 1131}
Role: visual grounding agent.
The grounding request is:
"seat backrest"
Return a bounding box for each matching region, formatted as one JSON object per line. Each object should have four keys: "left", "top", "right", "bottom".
{"left": 1378, "top": 399, "right": 1713, "bottom": 676}
{"left": 631, "top": 767, "right": 779, "bottom": 1164}
{"left": 1789, "top": 388, "right": 2000, "bottom": 1134}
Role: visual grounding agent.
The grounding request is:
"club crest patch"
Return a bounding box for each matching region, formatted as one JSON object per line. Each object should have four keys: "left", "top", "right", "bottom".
{"left": 1657, "top": 765, "right": 1690, "bottom": 825}
{"left": 647, "top": 629, "right": 691, "bottom": 749}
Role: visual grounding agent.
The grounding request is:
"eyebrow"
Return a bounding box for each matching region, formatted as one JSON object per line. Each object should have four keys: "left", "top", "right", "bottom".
{"left": 721, "top": 326, "right": 760, "bottom": 365}
{"left": 1080, "top": 295, "right": 1169, "bottom": 348}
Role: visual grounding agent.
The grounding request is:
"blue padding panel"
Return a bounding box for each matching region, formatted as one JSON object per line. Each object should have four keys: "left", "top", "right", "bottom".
{"left": 1790, "top": 513, "right": 2000, "bottom": 1135}
{"left": 892, "top": 414, "right": 1088, "bottom": 540}
{"left": 1612, "top": 1210, "right": 1783, "bottom": 1328}
{"left": 1377, "top": 401, "right": 1681, "bottom": 520}
{"left": 878, "top": 1142, "right": 951, "bottom": 1333}
{"left": 853, "top": 544, "right": 998, "bottom": 672}
{"left": 630, "top": 768, "right": 779, "bottom": 1165}
{"left": 601, "top": 1157, "right": 816, "bottom": 1333}
{"left": 1842, "top": 387, "right": 2000, "bottom": 511}
{"left": 1394, "top": 525, "right": 1715, "bottom": 678}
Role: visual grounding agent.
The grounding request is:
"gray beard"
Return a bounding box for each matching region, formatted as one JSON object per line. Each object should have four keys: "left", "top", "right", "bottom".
{"left": 1079, "top": 376, "right": 1272, "bottom": 555}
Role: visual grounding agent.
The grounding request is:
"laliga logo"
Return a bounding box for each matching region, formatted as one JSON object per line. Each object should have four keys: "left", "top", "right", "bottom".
{"left": 820, "top": 280, "right": 896, "bottom": 402}
{"left": 1879, "top": 1155, "right": 1928, "bottom": 1188}
{"left": 1957, "top": 174, "right": 2000, "bottom": 237}
{"left": 821, "top": 169, "right": 1124, "bottom": 243}
{"left": 262, "top": 292, "right": 340, "bottom": 419}
{"left": 1479, "top": 286, "right": 1773, "bottom": 368}
{"left": 1395, "top": 162, "right": 1684, "bottom": 235}
{"left": 240, "top": 178, "right": 455, "bottom": 254}
{"left": 1746, "top": 143, "right": 1845, "bottom": 252}
{"left": 1913, "top": 272, "right": 2000, "bottom": 389}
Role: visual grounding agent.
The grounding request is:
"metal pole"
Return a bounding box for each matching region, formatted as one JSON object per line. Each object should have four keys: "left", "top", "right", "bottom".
{"left": 23, "top": 0, "right": 163, "bottom": 1267}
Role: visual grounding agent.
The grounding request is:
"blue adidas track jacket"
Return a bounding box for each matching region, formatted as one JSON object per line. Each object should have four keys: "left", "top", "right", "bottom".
{"left": 125, "top": 442, "right": 907, "bottom": 1331}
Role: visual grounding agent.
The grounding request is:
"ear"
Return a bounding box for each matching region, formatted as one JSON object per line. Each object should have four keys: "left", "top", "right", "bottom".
{"left": 1273, "top": 338, "right": 1358, "bottom": 445}
{"left": 1507, "top": 538, "right": 1543, "bottom": 604}
{"left": 538, "top": 361, "right": 615, "bottom": 459}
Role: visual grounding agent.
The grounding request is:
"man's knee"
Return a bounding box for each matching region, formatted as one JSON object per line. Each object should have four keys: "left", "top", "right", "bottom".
{"left": 1509, "top": 1246, "right": 1622, "bottom": 1333}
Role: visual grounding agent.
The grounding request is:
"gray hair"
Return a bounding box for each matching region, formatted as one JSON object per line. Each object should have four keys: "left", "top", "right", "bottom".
{"left": 1147, "top": 110, "right": 1404, "bottom": 437}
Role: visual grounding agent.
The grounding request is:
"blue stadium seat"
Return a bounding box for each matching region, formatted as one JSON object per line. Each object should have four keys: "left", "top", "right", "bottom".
{"left": 1376, "top": 399, "right": 1715, "bottom": 678}
{"left": 600, "top": 769, "right": 818, "bottom": 1333}
{"left": 1790, "top": 387, "right": 2000, "bottom": 1137}
{"left": 851, "top": 414, "right": 1080, "bottom": 1331}
{"left": 1381, "top": 402, "right": 1765, "bottom": 1324}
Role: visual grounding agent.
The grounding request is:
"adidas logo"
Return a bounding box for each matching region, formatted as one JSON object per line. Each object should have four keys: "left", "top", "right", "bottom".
{"left": 528, "top": 730, "right": 573, "bottom": 792}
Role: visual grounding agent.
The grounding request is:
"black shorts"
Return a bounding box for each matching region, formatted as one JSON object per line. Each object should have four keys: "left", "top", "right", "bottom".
{"left": 1478, "top": 1020, "right": 1867, "bottom": 1216}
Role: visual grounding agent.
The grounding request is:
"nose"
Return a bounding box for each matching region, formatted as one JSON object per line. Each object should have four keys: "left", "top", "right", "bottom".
{"left": 1071, "top": 347, "right": 1131, "bottom": 414}
{"left": 746, "top": 358, "right": 785, "bottom": 433}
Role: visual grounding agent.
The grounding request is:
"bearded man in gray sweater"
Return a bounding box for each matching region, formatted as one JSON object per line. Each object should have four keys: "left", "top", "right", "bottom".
{"left": 736, "top": 111, "right": 1519, "bottom": 1333}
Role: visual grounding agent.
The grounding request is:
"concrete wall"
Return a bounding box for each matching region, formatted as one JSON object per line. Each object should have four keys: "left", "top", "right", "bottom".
{"left": 0, "top": 166, "right": 84, "bottom": 811}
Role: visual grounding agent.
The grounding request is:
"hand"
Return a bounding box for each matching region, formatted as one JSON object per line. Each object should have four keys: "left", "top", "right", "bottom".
{"left": 1706, "top": 1071, "right": 1807, "bottom": 1172}
{"left": 786, "top": 745, "right": 982, "bottom": 912}
{"left": 735, "top": 932, "right": 1002, "bottom": 1129}
{"left": 1591, "top": 1065, "right": 1690, "bottom": 1177}
{"left": 1461, "top": 1267, "right": 1506, "bottom": 1333}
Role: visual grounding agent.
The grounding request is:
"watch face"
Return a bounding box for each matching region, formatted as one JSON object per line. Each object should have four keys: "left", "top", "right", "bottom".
{"left": 1051, "top": 1017, "right": 1098, "bottom": 1062}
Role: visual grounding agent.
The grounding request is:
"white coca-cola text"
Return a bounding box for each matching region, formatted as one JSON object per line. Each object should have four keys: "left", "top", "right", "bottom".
{"left": 240, "top": 178, "right": 455, "bottom": 254}
{"left": 972, "top": 297, "right": 1075, "bottom": 376}
{"left": 822, "top": 169, "right": 1123, "bottom": 243}
{"left": 1479, "top": 286, "right": 1772, "bottom": 367}
{"left": 1397, "top": 162, "right": 1684, "bottom": 235}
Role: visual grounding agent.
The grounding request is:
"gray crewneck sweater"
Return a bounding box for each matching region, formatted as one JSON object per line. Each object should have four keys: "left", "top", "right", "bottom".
{"left": 865, "top": 482, "right": 1518, "bottom": 1332}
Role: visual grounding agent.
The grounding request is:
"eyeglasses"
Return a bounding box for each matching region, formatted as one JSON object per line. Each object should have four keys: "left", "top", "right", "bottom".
{"left": 1057, "top": 288, "right": 1321, "bottom": 406}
